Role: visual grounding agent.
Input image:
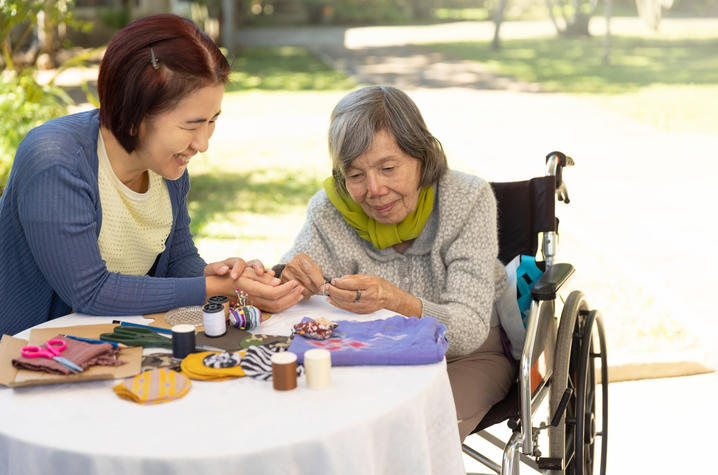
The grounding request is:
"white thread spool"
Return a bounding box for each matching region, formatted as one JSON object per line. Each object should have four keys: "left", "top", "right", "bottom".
{"left": 304, "top": 349, "right": 331, "bottom": 389}
{"left": 202, "top": 303, "right": 226, "bottom": 337}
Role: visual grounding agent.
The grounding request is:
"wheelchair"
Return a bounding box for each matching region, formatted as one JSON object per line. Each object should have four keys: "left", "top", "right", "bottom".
{"left": 462, "top": 152, "right": 608, "bottom": 475}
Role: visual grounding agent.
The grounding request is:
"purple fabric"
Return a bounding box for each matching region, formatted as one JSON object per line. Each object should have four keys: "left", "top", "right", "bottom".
{"left": 288, "top": 315, "right": 449, "bottom": 366}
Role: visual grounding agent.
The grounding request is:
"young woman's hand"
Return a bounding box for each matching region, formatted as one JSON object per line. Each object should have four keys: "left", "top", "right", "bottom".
{"left": 238, "top": 270, "right": 304, "bottom": 313}
{"left": 280, "top": 253, "right": 325, "bottom": 299}
{"left": 204, "top": 257, "right": 246, "bottom": 280}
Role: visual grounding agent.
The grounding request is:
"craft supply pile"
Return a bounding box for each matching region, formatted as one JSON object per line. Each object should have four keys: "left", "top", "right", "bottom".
{"left": 0, "top": 292, "right": 449, "bottom": 405}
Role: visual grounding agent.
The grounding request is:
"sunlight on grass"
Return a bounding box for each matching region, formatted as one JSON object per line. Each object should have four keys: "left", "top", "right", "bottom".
{"left": 584, "top": 84, "right": 718, "bottom": 134}
{"left": 432, "top": 8, "right": 490, "bottom": 21}
{"left": 427, "top": 35, "right": 718, "bottom": 132}
{"left": 228, "top": 46, "right": 357, "bottom": 92}
{"left": 430, "top": 36, "right": 718, "bottom": 93}
{"left": 187, "top": 168, "right": 323, "bottom": 238}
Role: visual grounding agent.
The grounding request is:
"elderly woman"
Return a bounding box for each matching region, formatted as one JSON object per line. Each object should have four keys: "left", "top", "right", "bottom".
{"left": 277, "top": 85, "right": 514, "bottom": 440}
{"left": 0, "top": 14, "right": 303, "bottom": 336}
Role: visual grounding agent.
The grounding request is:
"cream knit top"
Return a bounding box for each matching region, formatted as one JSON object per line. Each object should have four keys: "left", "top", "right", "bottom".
{"left": 96, "top": 131, "right": 172, "bottom": 275}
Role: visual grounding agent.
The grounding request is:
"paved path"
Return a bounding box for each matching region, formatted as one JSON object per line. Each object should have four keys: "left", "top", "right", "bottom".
{"left": 463, "top": 372, "right": 718, "bottom": 474}
{"left": 236, "top": 19, "right": 718, "bottom": 371}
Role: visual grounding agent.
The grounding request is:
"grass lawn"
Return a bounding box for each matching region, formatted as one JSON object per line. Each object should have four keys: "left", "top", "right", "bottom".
{"left": 427, "top": 35, "right": 718, "bottom": 134}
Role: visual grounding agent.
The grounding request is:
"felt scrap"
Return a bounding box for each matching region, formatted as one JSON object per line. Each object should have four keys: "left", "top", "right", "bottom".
{"left": 240, "top": 345, "right": 304, "bottom": 381}
{"left": 113, "top": 368, "right": 190, "bottom": 405}
{"left": 292, "top": 318, "right": 338, "bottom": 340}
{"left": 12, "top": 335, "right": 125, "bottom": 375}
{"left": 288, "top": 315, "right": 449, "bottom": 366}
{"left": 180, "top": 351, "right": 246, "bottom": 381}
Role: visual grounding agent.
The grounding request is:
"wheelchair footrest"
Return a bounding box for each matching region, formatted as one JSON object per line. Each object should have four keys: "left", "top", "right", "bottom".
{"left": 537, "top": 457, "right": 564, "bottom": 470}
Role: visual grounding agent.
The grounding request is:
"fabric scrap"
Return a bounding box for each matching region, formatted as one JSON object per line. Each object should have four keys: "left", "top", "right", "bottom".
{"left": 292, "top": 318, "right": 337, "bottom": 340}
{"left": 113, "top": 368, "right": 190, "bottom": 405}
{"left": 141, "top": 352, "right": 182, "bottom": 372}
{"left": 240, "top": 345, "right": 304, "bottom": 381}
{"left": 12, "top": 335, "right": 125, "bottom": 375}
{"left": 203, "top": 352, "right": 241, "bottom": 368}
{"left": 181, "top": 351, "right": 246, "bottom": 381}
{"left": 288, "top": 315, "right": 448, "bottom": 366}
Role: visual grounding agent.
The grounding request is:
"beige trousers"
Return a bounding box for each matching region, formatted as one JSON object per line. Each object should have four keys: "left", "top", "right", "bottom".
{"left": 447, "top": 326, "right": 515, "bottom": 441}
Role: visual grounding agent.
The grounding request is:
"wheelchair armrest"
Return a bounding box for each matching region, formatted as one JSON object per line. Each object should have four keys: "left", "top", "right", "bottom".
{"left": 530, "top": 263, "right": 575, "bottom": 301}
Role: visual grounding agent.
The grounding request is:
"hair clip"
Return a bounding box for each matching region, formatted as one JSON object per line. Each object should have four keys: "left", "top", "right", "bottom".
{"left": 150, "top": 47, "right": 160, "bottom": 70}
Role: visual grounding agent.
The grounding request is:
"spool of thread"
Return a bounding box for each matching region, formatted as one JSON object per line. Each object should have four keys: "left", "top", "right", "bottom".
{"left": 208, "top": 295, "right": 229, "bottom": 318}
{"left": 202, "top": 303, "right": 226, "bottom": 337}
{"left": 304, "top": 349, "right": 331, "bottom": 389}
{"left": 271, "top": 352, "right": 297, "bottom": 391}
{"left": 229, "top": 305, "right": 262, "bottom": 330}
{"left": 171, "top": 324, "right": 196, "bottom": 359}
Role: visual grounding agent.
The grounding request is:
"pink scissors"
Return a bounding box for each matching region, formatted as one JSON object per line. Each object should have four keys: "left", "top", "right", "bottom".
{"left": 21, "top": 338, "right": 84, "bottom": 373}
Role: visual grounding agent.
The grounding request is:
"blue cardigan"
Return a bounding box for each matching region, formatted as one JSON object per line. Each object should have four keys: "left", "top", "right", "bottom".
{"left": 0, "top": 110, "right": 207, "bottom": 335}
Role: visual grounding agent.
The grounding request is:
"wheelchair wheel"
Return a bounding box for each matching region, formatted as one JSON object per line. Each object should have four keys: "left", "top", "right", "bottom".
{"left": 548, "top": 291, "right": 608, "bottom": 475}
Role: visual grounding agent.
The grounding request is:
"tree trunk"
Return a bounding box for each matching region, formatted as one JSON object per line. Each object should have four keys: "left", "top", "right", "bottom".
{"left": 603, "top": 0, "right": 613, "bottom": 65}
{"left": 492, "top": 0, "right": 508, "bottom": 51}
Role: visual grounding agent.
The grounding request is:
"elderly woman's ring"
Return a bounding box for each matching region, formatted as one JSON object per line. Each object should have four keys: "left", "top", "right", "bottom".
{"left": 354, "top": 290, "right": 361, "bottom": 302}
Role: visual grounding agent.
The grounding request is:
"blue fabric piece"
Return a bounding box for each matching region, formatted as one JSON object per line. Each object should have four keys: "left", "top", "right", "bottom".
{"left": 288, "top": 315, "right": 449, "bottom": 366}
{"left": 0, "top": 110, "right": 207, "bottom": 335}
{"left": 516, "top": 255, "right": 543, "bottom": 327}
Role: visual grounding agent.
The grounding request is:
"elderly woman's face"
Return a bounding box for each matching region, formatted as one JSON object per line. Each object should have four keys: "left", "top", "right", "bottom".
{"left": 345, "top": 129, "right": 422, "bottom": 225}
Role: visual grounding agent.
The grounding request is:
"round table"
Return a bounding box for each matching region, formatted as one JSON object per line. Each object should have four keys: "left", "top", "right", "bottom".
{"left": 0, "top": 297, "right": 464, "bottom": 475}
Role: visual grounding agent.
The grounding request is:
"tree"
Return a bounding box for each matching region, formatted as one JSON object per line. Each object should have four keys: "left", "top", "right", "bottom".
{"left": 0, "top": 1, "right": 88, "bottom": 187}
{"left": 545, "top": 0, "right": 601, "bottom": 37}
{"left": 603, "top": 0, "right": 675, "bottom": 64}
{"left": 492, "top": 0, "right": 509, "bottom": 50}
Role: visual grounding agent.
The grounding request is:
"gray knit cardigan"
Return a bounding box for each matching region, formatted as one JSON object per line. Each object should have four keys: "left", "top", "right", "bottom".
{"left": 281, "top": 170, "right": 507, "bottom": 358}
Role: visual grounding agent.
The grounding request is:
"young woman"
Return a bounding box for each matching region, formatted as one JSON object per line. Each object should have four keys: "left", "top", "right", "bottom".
{"left": 0, "top": 14, "right": 303, "bottom": 336}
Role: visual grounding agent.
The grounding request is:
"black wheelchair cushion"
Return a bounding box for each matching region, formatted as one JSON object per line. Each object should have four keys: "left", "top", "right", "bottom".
{"left": 491, "top": 176, "right": 556, "bottom": 265}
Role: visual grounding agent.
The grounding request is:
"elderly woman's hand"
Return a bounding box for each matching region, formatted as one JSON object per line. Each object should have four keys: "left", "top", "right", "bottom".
{"left": 281, "top": 253, "right": 325, "bottom": 299}
{"left": 326, "top": 274, "right": 422, "bottom": 317}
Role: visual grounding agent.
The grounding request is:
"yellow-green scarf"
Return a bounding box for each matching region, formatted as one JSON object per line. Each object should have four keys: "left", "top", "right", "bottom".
{"left": 323, "top": 177, "right": 434, "bottom": 250}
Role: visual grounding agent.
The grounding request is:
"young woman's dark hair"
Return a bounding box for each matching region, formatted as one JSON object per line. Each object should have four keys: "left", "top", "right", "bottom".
{"left": 98, "top": 14, "right": 231, "bottom": 153}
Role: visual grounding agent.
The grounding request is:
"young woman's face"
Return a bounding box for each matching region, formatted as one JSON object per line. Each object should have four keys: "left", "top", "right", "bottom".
{"left": 344, "top": 129, "right": 423, "bottom": 225}
{"left": 135, "top": 84, "right": 224, "bottom": 180}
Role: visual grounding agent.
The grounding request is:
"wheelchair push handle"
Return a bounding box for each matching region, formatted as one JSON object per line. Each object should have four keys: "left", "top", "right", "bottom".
{"left": 545, "top": 151, "right": 574, "bottom": 204}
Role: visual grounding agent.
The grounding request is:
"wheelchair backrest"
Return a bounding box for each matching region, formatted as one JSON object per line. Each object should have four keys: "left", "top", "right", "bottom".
{"left": 491, "top": 175, "right": 557, "bottom": 265}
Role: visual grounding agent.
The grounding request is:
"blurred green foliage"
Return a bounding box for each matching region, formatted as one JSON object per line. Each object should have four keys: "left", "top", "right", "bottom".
{"left": 0, "top": 0, "right": 89, "bottom": 187}
{"left": 98, "top": 7, "right": 131, "bottom": 30}
{"left": 0, "top": 70, "right": 72, "bottom": 185}
{"left": 227, "top": 46, "right": 357, "bottom": 91}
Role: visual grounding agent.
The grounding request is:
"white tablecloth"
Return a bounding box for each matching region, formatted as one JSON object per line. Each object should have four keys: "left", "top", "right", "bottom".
{"left": 0, "top": 297, "right": 464, "bottom": 475}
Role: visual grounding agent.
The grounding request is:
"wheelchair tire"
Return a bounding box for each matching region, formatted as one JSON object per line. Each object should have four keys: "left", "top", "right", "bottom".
{"left": 574, "top": 310, "right": 608, "bottom": 475}
{"left": 548, "top": 291, "right": 608, "bottom": 475}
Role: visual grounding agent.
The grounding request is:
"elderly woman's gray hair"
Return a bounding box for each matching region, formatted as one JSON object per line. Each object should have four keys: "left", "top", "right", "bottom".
{"left": 328, "top": 85, "right": 448, "bottom": 193}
